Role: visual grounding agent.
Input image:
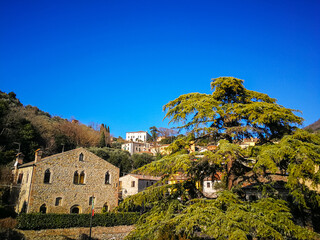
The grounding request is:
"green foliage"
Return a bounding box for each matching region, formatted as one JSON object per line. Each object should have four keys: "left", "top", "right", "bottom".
{"left": 16, "top": 212, "right": 139, "bottom": 230}
{"left": 164, "top": 77, "right": 303, "bottom": 142}
{"left": 254, "top": 130, "right": 320, "bottom": 207}
{"left": 122, "top": 191, "right": 317, "bottom": 240}
{"left": 118, "top": 77, "right": 320, "bottom": 238}
{"left": 149, "top": 126, "right": 158, "bottom": 142}
{"left": 132, "top": 153, "right": 155, "bottom": 169}
{"left": 99, "top": 131, "right": 106, "bottom": 147}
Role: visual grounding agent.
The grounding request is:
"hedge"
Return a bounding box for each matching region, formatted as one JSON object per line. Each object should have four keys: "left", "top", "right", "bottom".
{"left": 17, "top": 212, "right": 139, "bottom": 230}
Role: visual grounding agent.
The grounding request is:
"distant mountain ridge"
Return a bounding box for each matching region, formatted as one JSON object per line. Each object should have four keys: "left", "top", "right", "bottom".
{"left": 304, "top": 119, "right": 320, "bottom": 132}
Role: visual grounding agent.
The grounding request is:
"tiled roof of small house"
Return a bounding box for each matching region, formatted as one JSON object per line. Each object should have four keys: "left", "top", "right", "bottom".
{"left": 124, "top": 173, "right": 161, "bottom": 181}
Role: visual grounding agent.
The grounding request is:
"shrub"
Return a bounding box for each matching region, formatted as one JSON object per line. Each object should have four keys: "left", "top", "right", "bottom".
{"left": 17, "top": 212, "right": 139, "bottom": 230}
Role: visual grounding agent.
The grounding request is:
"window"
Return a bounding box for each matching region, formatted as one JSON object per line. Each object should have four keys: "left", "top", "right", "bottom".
{"left": 79, "top": 153, "right": 84, "bottom": 161}
{"left": 55, "top": 197, "right": 62, "bottom": 206}
{"left": 207, "top": 182, "right": 211, "bottom": 188}
{"left": 146, "top": 181, "right": 149, "bottom": 187}
{"left": 89, "top": 196, "right": 95, "bottom": 205}
{"left": 17, "top": 173, "right": 23, "bottom": 184}
{"left": 70, "top": 205, "right": 80, "bottom": 214}
{"left": 79, "top": 171, "right": 85, "bottom": 184}
{"left": 73, "top": 171, "right": 79, "bottom": 184}
{"left": 105, "top": 172, "right": 110, "bottom": 184}
{"left": 26, "top": 174, "right": 29, "bottom": 183}
{"left": 103, "top": 203, "right": 109, "bottom": 212}
{"left": 74, "top": 171, "right": 85, "bottom": 184}
{"left": 40, "top": 204, "right": 47, "bottom": 214}
{"left": 131, "top": 181, "right": 135, "bottom": 187}
{"left": 44, "top": 169, "right": 51, "bottom": 183}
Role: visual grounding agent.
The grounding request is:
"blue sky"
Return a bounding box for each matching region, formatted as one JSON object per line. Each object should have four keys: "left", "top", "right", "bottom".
{"left": 1, "top": 0, "right": 319, "bottom": 138}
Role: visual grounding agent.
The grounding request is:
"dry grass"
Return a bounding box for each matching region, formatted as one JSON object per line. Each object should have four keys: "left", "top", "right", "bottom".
{"left": 0, "top": 217, "right": 17, "bottom": 229}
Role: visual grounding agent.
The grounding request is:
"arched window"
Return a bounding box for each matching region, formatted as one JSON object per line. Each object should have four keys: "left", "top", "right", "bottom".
{"left": 79, "top": 153, "right": 84, "bottom": 161}
{"left": 40, "top": 204, "right": 47, "bottom": 213}
{"left": 79, "top": 171, "right": 85, "bottom": 184}
{"left": 44, "top": 169, "right": 51, "bottom": 183}
{"left": 73, "top": 171, "right": 79, "bottom": 184}
{"left": 70, "top": 205, "right": 81, "bottom": 214}
{"left": 105, "top": 172, "right": 110, "bottom": 184}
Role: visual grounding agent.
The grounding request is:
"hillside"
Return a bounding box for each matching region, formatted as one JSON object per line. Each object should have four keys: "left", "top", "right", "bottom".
{"left": 0, "top": 91, "right": 100, "bottom": 165}
{"left": 304, "top": 118, "right": 320, "bottom": 132}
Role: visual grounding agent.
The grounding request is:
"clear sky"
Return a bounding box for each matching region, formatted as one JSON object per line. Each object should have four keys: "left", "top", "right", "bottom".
{"left": 1, "top": 0, "right": 319, "bottom": 138}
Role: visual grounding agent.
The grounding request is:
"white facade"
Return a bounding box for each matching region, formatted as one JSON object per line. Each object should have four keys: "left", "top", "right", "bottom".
{"left": 121, "top": 142, "right": 150, "bottom": 155}
{"left": 119, "top": 174, "right": 161, "bottom": 198}
{"left": 126, "top": 131, "right": 151, "bottom": 142}
{"left": 202, "top": 178, "right": 221, "bottom": 198}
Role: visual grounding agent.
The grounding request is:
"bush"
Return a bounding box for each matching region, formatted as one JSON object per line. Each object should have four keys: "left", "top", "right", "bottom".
{"left": 17, "top": 212, "right": 139, "bottom": 230}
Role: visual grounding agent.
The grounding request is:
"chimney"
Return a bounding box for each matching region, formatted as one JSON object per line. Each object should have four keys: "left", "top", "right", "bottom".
{"left": 35, "top": 149, "right": 43, "bottom": 163}
{"left": 14, "top": 153, "right": 24, "bottom": 169}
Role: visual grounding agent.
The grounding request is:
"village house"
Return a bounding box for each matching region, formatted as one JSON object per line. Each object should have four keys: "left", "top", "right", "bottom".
{"left": 150, "top": 144, "right": 170, "bottom": 156}
{"left": 121, "top": 142, "right": 151, "bottom": 155}
{"left": 119, "top": 174, "right": 161, "bottom": 198}
{"left": 13, "top": 148, "right": 119, "bottom": 214}
{"left": 126, "top": 131, "right": 151, "bottom": 142}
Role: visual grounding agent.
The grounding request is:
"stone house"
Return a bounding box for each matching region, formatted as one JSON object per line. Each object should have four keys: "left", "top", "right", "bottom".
{"left": 119, "top": 174, "right": 161, "bottom": 198}
{"left": 13, "top": 148, "right": 119, "bottom": 214}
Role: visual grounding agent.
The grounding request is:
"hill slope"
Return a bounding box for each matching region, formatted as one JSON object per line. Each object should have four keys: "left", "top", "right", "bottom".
{"left": 0, "top": 91, "right": 100, "bottom": 164}
{"left": 304, "top": 119, "right": 320, "bottom": 132}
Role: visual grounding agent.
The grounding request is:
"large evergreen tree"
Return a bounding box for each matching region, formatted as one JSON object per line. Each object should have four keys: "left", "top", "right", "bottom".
{"left": 117, "top": 77, "right": 320, "bottom": 239}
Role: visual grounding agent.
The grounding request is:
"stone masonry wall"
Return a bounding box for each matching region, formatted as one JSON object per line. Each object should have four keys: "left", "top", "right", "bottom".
{"left": 14, "top": 166, "right": 33, "bottom": 212}
{"left": 27, "top": 148, "right": 119, "bottom": 214}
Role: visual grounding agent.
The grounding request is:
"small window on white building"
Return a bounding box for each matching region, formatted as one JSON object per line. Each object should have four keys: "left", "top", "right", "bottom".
{"left": 131, "top": 181, "right": 135, "bottom": 187}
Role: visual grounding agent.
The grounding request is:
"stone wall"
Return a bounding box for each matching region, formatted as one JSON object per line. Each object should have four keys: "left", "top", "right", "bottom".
{"left": 17, "top": 225, "right": 135, "bottom": 240}
{"left": 119, "top": 175, "right": 138, "bottom": 198}
{"left": 17, "top": 148, "right": 119, "bottom": 214}
{"left": 14, "top": 166, "right": 33, "bottom": 212}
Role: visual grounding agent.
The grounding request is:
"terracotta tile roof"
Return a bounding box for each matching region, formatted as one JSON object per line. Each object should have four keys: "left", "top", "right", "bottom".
{"left": 125, "top": 173, "right": 161, "bottom": 181}
{"left": 127, "top": 131, "right": 148, "bottom": 133}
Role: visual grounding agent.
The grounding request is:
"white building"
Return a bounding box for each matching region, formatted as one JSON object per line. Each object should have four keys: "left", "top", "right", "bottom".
{"left": 121, "top": 142, "right": 151, "bottom": 155}
{"left": 126, "top": 131, "right": 151, "bottom": 142}
{"left": 119, "top": 174, "right": 161, "bottom": 199}
{"left": 203, "top": 175, "right": 222, "bottom": 198}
